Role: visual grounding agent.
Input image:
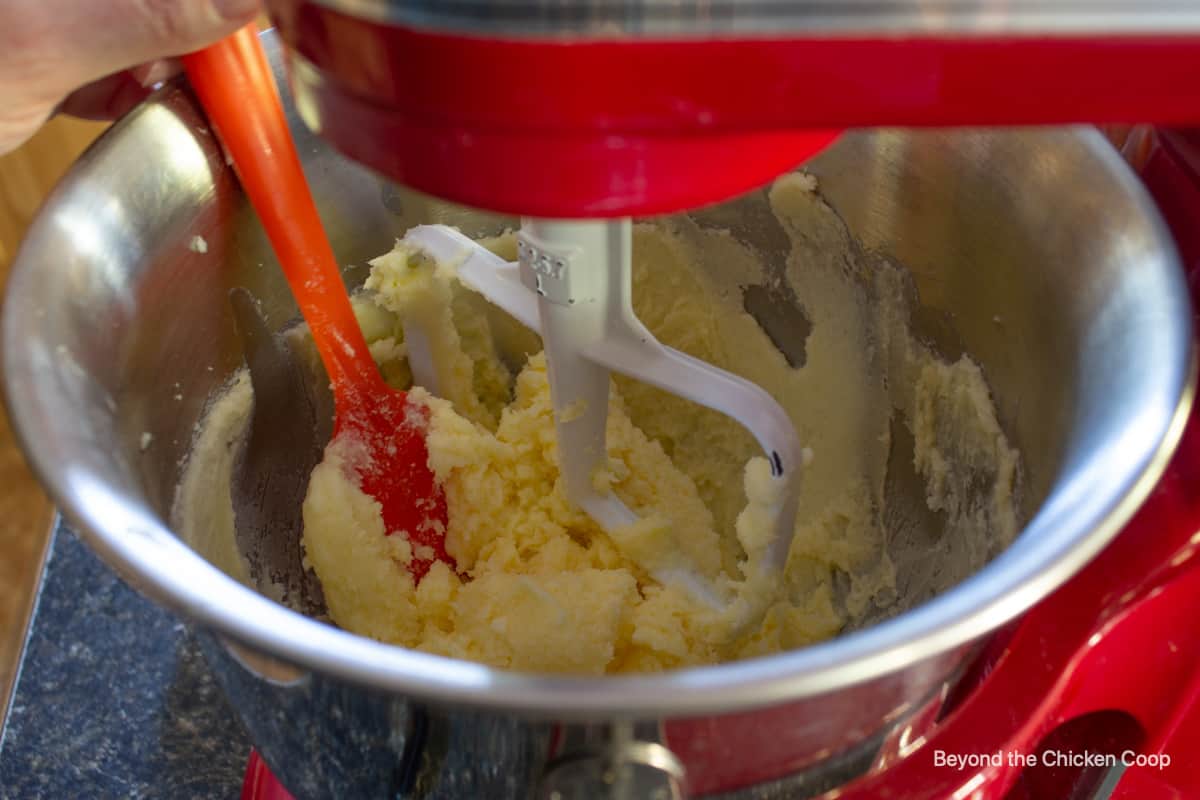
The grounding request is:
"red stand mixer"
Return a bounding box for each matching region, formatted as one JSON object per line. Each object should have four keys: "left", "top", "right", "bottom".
{"left": 230, "top": 3, "right": 1200, "bottom": 798}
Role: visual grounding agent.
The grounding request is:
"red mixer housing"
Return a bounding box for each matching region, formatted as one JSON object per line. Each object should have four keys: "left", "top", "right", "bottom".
{"left": 266, "top": 1, "right": 1200, "bottom": 217}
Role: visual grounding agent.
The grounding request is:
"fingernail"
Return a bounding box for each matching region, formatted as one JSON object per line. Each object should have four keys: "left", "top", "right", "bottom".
{"left": 211, "top": 0, "right": 261, "bottom": 21}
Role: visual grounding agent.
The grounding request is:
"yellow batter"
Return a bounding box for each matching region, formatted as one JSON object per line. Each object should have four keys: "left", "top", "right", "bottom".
{"left": 176, "top": 173, "right": 1021, "bottom": 675}
{"left": 296, "top": 174, "right": 1021, "bottom": 674}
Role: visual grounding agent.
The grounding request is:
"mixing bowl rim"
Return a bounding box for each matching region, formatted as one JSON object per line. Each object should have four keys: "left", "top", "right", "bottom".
{"left": 3, "top": 86, "right": 1194, "bottom": 716}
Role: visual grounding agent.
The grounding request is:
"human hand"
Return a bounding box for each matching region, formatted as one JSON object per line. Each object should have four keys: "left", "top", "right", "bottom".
{"left": 1, "top": 0, "right": 260, "bottom": 155}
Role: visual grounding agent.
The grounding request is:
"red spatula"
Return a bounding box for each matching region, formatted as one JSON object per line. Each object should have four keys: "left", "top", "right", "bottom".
{"left": 182, "top": 26, "right": 452, "bottom": 582}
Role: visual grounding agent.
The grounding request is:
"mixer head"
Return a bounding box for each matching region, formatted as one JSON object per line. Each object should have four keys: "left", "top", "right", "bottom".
{"left": 264, "top": 0, "right": 1200, "bottom": 218}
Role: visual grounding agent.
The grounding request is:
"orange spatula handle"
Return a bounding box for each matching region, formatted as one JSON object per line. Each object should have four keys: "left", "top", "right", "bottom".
{"left": 182, "top": 26, "right": 384, "bottom": 405}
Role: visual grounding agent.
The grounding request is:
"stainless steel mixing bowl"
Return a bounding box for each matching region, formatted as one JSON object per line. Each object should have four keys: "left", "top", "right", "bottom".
{"left": 3, "top": 32, "right": 1193, "bottom": 799}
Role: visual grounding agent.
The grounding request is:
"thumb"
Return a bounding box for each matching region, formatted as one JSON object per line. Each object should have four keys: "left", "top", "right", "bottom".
{"left": 12, "top": 0, "right": 260, "bottom": 104}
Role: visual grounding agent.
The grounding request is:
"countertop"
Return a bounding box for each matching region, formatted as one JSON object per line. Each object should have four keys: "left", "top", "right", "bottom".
{"left": 0, "top": 519, "right": 250, "bottom": 798}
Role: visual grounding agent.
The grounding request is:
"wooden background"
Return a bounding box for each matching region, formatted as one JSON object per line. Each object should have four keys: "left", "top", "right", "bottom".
{"left": 0, "top": 117, "right": 108, "bottom": 711}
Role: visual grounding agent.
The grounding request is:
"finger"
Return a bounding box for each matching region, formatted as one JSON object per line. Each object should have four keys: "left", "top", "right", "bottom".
{"left": 9, "top": 1, "right": 260, "bottom": 103}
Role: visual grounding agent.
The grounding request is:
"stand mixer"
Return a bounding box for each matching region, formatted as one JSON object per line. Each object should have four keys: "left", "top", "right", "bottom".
{"left": 264, "top": 0, "right": 1200, "bottom": 218}
{"left": 226, "top": 3, "right": 1200, "bottom": 798}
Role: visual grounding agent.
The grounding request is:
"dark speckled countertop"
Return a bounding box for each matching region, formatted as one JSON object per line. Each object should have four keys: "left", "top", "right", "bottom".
{"left": 0, "top": 520, "right": 251, "bottom": 798}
